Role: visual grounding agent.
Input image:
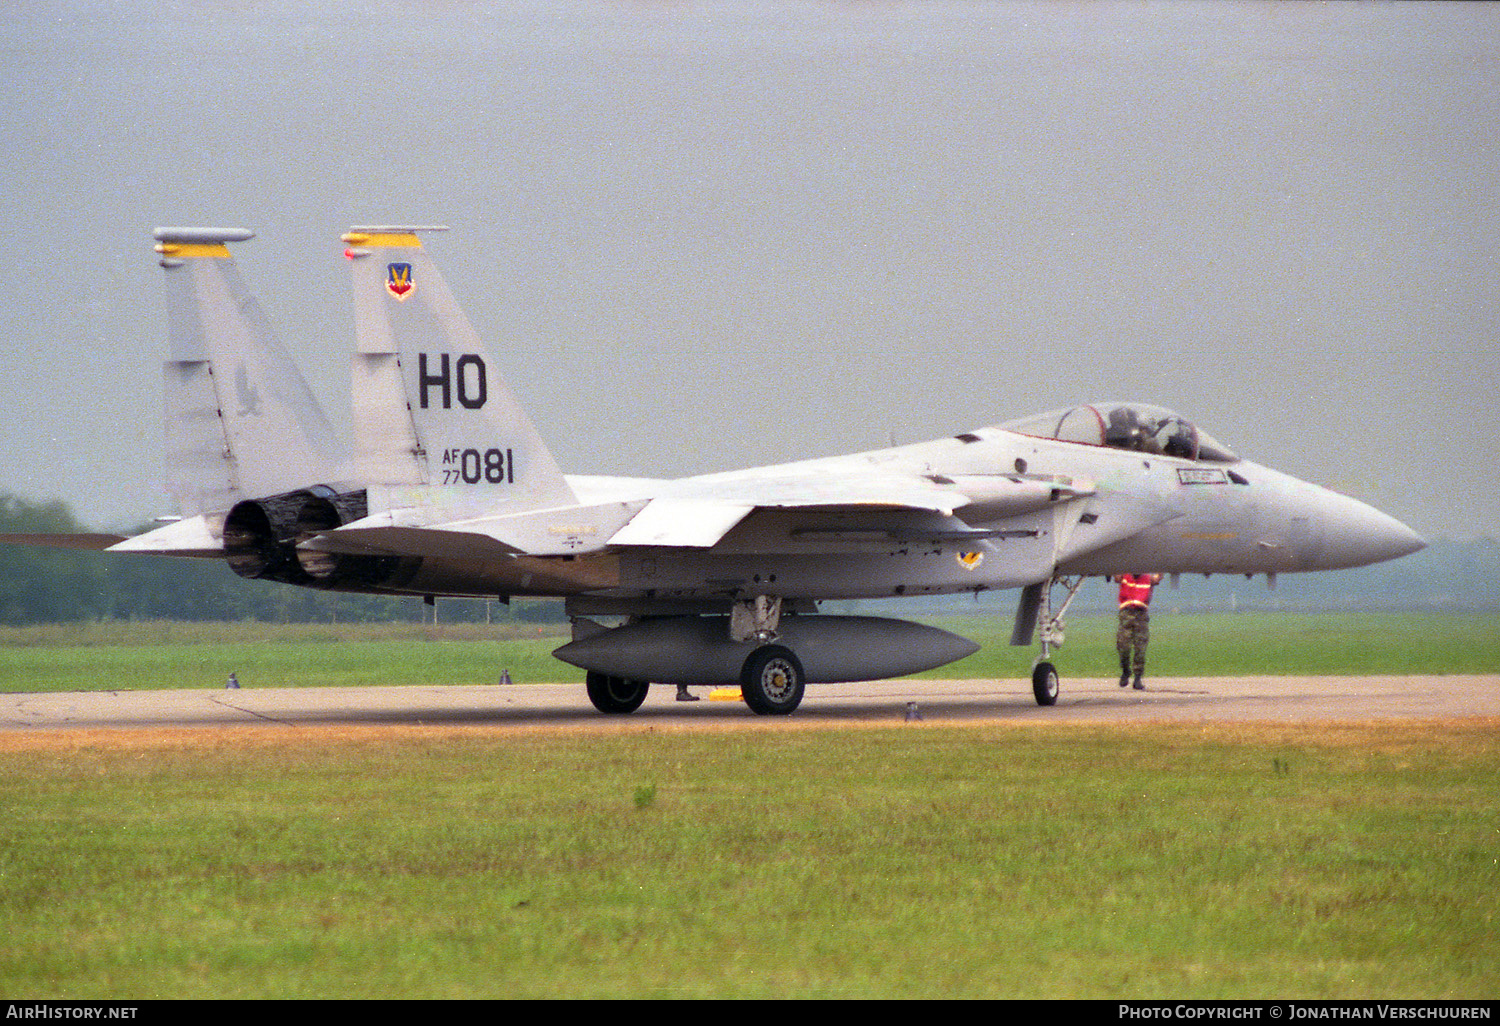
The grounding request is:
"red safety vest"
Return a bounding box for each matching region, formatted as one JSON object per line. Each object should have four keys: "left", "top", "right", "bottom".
{"left": 1117, "top": 574, "right": 1158, "bottom": 609}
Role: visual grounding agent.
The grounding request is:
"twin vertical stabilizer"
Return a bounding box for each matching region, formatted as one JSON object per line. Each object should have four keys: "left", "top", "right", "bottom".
{"left": 152, "top": 224, "right": 576, "bottom": 532}
{"left": 342, "top": 227, "right": 577, "bottom": 520}
{"left": 155, "top": 227, "right": 343, "bottom": 515}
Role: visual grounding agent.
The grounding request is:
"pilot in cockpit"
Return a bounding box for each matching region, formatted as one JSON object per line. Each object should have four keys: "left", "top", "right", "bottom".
{"left": 1104, "top": 406, "right": 1147, "bottom": 452}
{"left": 1158, "top": 419, "right": 1196, "bottom": 459}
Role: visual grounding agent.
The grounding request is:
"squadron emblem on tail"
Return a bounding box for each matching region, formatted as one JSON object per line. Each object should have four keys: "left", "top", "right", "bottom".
{"left": 385, "top": 262, "right": 413, "bottom": 300}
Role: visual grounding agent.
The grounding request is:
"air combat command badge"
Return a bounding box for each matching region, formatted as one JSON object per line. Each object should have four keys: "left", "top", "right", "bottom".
{"left": 386, "top": 261, "right": 414, "bottom": 300}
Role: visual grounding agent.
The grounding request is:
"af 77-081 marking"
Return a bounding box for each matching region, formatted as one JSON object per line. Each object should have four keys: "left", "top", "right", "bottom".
{"left": 16, "top": 226, "right": 1427, "bottom": 715}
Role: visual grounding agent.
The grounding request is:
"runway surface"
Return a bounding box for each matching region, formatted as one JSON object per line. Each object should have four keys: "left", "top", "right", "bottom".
{"left": 2, "top": 675, "right": 1497, "bottom": 732}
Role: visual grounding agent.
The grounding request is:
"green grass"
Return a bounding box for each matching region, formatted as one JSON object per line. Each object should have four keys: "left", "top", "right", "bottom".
{"left": 2, "top": 722, "right": 1495, "bottom": 998}
{"left": 926, "top": 610, "right": 1500, "bottom": 679}
{"left": 1, "top": 612, "right": 1496, "bottom": 692}
{"left": 0, "top": 622, "right": 569, "bottom": 692}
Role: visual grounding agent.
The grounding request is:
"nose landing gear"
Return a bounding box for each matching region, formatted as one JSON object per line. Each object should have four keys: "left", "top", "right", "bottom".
{"left": 1031, "top": 661, "right": 1060, "bottom": 706}
{"left": 1017, "top": 575, "right": 1084, "bottom": 707}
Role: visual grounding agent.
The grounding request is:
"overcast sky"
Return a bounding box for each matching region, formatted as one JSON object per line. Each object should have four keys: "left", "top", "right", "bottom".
{"left": 1, "top": 1, "right": 1495, "bottom": 540}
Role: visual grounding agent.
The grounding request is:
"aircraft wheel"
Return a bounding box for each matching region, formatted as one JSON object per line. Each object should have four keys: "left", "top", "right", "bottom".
{"left": 586, "top": 672, "right": 649, "bottom": 714}
{"left": 1032, "top": 662, "right": 1059, "bottom": 707}
{"left": 740, "top": 646, "right": 805, "bottom": 716}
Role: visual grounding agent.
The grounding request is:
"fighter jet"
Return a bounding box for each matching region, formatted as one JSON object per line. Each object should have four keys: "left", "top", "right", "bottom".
{"left": 12, "top": 226, "right": 1427, "bottom": 715}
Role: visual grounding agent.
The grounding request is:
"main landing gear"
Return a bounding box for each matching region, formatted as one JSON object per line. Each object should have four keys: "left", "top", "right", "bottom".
{"left": 581, "top": 596, "right": 810, "bottom": 716}
{"left": 583, "top": 648, "right": 806, "bottom": 716}
{"left": 732, "top": 597, "right": 804, "bottom": 716}
{"left": 1023, "top": 575, "right": 1085, "bottom": 707}
{"left": 739, "top": 645, "right": 805, "bottom": 716}
{"left": 585, "top": 672, "right": 650, "bottom": 714}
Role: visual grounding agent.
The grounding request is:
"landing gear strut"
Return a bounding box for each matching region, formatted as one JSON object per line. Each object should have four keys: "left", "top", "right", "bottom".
{"left": 1028, "top": 575, "right": 1085, "bottom": 707}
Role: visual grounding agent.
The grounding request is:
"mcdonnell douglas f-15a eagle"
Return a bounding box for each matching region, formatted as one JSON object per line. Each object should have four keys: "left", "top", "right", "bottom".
{"left": 7, "top": 226, "right": 1427, "bottom": 714}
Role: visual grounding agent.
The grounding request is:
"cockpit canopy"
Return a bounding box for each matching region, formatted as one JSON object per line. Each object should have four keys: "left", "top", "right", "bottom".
{"left": 999, "top": 403, "right": 1238, "bottom": 463}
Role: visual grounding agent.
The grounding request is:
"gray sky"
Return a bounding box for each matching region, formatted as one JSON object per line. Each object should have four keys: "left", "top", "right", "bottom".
{"left": 1, "top": 1, "right": 1495, "bottom": 540}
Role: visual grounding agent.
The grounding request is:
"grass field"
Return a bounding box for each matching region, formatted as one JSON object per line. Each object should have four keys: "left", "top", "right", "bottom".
{"left": 3, "top": 613, "right": 1496, "bottom": 999}
{"left": 1, "top": 611, "right": 1496, "bottom": 692}
{"left": 1, "top": 719, "right": 1495, "bottom": 999}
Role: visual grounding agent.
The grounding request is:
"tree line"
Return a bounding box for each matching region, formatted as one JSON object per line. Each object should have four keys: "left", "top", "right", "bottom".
{"left": 0, "top": 493, "right": 562, "bottom": 626}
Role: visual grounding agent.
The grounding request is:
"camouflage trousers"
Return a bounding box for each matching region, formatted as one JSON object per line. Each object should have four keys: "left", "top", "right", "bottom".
{"left": 1116, "top": 605, "right": 1151, "bottom": 674}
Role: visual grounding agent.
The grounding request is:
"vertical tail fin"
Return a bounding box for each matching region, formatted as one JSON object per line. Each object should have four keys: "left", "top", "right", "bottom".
{"left": 155, "top": 227, "right": 342, "bottom": 514}
{"left": 342, "top": 226, "right": 577, "bottom": 519}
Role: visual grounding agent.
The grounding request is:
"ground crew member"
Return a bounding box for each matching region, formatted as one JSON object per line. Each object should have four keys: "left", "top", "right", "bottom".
{"left": 1114, "top": 573, "right": 1162, "bottom": 690}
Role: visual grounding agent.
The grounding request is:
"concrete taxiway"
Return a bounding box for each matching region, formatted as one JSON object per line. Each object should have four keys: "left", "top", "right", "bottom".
{"left": 1, "top": 676, "right": 1496, "bottom": 732}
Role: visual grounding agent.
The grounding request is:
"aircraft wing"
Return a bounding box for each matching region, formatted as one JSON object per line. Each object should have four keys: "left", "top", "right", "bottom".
{"left": 302, "top": 500, "right": 651, "bottom": 559}
{"left": 604, "top": 471, "right": 964, "bottom": 548}
{"left": 610, "top": 469, "right": 1094, "bottom": 546}
{"left": 302, "top": 470, "right": 1095, "bottom": 558}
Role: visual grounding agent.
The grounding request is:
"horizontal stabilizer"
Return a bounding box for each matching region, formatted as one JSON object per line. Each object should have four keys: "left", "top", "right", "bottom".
{"left": 0, "top": 533, "right": 127, "bottom": 551}
{"left": 106, "top": 515, "right": 224, "bottom": 558}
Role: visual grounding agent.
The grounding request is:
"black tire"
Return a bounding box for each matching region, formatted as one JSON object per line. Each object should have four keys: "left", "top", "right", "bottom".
{"left": 740, "top": 646, "right": 805, "bottom": 716}
{"left": 1032, "top": 661, "right": 1059, "bottom": 707}
{"left": 586, "top": 672, "right": 649, "bottom": 714}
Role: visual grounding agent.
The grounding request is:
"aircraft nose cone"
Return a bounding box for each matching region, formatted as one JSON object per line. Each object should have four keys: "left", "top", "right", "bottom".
{"left": 1319, "top": 492, "right": 1426, "bottom": 569}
